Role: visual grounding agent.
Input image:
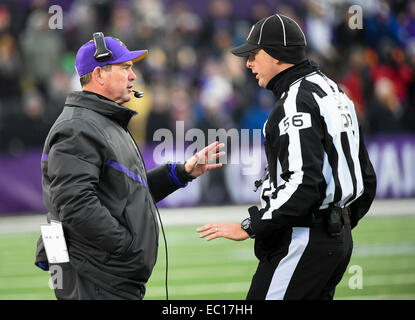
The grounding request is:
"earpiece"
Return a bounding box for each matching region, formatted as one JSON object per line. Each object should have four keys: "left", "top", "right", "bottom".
{"left": 93, "top": 32, "right": 113, "bottom": 61}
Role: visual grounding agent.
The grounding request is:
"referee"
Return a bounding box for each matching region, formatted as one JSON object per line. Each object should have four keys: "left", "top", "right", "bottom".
{"left": 197, "top": 14, "right": 377, "bottom": 300}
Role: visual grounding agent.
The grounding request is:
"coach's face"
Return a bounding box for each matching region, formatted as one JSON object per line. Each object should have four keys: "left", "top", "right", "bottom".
{"left": 101, "top": 61, "right": 136, "bottom": 104}
{"left": 246, "top": 49, "right": 280, "bottom": 88}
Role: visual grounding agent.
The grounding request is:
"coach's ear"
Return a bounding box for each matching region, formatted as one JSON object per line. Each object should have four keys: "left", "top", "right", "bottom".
{"left": 92, "top": 66, "right": 106, "bottom": 86}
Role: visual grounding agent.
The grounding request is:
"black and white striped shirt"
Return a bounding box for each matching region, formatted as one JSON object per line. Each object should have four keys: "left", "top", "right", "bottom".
{"left": 254, "top": 61, "right": 376, "bottom": 230}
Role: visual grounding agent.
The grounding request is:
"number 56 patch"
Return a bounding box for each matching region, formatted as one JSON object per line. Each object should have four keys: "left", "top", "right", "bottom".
{"left": 278, "top": 112, "right": 312, "bottom": 135}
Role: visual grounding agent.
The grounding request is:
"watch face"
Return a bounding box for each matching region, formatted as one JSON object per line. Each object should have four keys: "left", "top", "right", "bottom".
{"left": 242, "top": 218, "right": 250, "bottom": 230}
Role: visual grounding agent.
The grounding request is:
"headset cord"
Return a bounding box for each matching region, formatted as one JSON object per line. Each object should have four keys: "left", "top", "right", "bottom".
{"left": 155, "top": 205, "right": 169, "bottom": 300}
{"left": 129, "top": 131, "right": 169, "bottom": 300}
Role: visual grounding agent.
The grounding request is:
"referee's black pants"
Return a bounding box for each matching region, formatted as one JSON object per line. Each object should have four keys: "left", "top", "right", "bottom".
{"left": 246, "top": 222, "right": 353, "bottom": 300}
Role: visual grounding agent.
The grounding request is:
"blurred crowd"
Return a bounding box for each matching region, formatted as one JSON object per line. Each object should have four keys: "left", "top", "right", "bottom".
{"left": 0, "top": 0, "right": 415, "bottom": 156}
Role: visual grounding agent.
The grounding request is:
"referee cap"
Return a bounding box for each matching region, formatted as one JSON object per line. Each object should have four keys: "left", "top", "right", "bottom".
{"left": 231, "top": 14, "right": 307, "bottom": 64}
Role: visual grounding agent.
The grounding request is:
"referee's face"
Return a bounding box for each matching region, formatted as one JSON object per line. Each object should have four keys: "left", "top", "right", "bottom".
{"left": 246, "top": 49, "right": 279, "bottom": 88}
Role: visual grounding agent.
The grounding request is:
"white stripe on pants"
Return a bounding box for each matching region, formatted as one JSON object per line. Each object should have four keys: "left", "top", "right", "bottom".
{"left": 265, "top": 227, "right": 310, "bottom": 300}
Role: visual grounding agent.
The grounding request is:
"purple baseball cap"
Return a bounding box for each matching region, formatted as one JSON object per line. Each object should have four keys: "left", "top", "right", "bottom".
{"left": 75, "top": 36, "right": 148, "bottom": 77}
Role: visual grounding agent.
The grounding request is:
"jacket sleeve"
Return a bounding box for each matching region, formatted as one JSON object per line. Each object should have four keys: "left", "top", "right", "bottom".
{"left": 46, "top": 119, "right": 132, "bottom": 256}
{"left": 147, "top": 162, "right": 194, "bottom": 203}
{"left": 349, "top": 128, "right": 377, "bottom": 228}
{"left": 35, "top": 234, "right": 49, "bottom": 271}
{"left": 250, "top": 94, "right": 326, "bottom": 237}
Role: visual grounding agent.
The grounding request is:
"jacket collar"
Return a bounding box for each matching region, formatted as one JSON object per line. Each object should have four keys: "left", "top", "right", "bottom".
{"left": 64, "top": 91, "right": 137, "bottom": 129}
{"left": 266, "top": 60, "right": 319, "bottom": 100}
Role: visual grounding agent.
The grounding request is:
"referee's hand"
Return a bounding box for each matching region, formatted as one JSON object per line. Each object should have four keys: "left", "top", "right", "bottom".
{"left": 197, "top": 222, "right": 249, "bottom": 241}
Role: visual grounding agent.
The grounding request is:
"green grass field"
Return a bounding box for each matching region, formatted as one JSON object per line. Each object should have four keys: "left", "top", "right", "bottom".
{"left": 0, "top": 215, "right": 414, "bottom": 300}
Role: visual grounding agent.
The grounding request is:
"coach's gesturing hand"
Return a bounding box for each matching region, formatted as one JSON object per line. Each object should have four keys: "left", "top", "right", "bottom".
{"left": 185, "top": 141, "right": 225, "bottom": 178}
{"left": 197, "top": 222, "right": 250, "bottom": 241}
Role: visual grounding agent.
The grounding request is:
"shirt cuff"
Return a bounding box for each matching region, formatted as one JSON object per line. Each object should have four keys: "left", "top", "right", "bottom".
{"left": 35, "top": 261, "right": 49, "bottom": 271}
{"left": 168, "top": 162, "right": 188, "bottom": 188}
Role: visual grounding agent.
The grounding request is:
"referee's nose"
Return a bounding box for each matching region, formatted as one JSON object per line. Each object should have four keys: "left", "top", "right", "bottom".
{"left": 246, "top": 52, "right": 255, "bottom": 70}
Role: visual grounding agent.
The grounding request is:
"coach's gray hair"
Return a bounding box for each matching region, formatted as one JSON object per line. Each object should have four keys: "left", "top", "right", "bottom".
{"left": 80, "top": 64, "right": 112, "bottom": 87}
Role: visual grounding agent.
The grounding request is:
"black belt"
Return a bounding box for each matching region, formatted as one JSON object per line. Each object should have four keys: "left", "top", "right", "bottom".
{"left": 312, "top": 207, "right": 351, "bottom": 225}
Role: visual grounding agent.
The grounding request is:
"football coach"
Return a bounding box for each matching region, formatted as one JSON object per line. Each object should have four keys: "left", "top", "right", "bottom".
{"left": 198, "top": 14, "right": 377, "bottom": 299}
{"left": 35, "top": 33, "right": 224, "bottom": 300}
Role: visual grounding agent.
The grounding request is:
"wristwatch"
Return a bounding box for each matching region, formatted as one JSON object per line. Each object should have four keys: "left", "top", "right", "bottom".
{"left": 241, "top": 217, "right": 255, "bottom": 239}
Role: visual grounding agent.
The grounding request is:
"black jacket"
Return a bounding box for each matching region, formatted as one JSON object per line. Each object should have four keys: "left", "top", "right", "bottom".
{"left": 248, "top": 61, "right": 377, "bottom": 258}
{"left": 35, "top": 91, "right": 192, "bottom": 299}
